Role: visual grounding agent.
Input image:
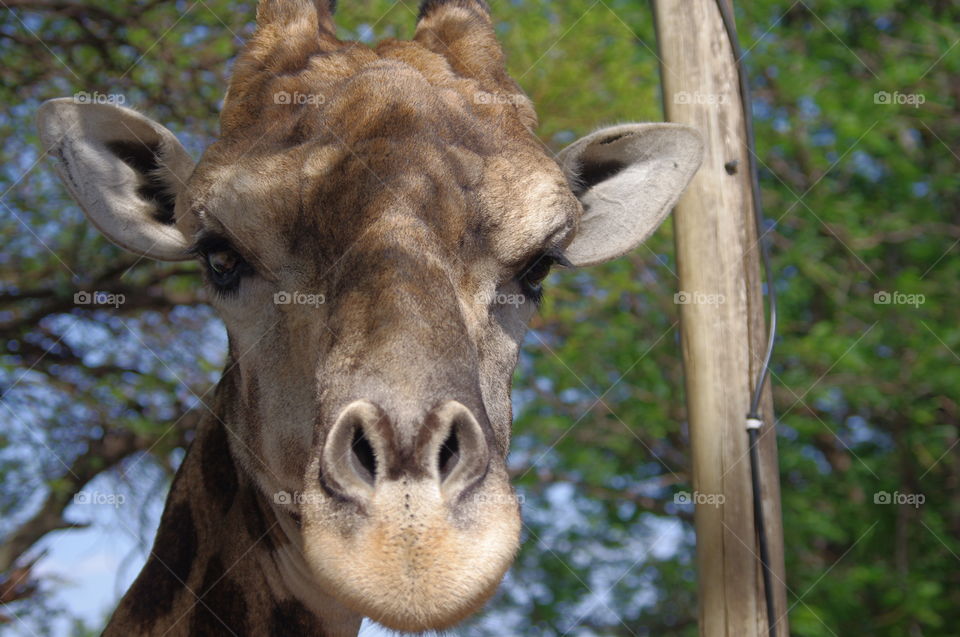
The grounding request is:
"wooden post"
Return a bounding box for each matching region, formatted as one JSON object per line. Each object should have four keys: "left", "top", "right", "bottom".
{"left": 651, "top": 1, "right": 789, "bottom": 635}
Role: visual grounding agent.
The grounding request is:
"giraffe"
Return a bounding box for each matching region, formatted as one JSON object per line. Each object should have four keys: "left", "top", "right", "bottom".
{"left": 36, "top": 0, "right": 703, "bottom": 634}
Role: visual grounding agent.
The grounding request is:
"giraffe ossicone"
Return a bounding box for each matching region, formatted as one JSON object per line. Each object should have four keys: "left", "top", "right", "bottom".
{"left": 37, "top": 0, "right": 703, "bottom": 633}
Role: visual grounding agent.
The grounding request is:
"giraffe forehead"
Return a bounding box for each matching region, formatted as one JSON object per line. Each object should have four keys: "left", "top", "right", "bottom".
{"left": 190, "top": 44, "right": 557, "bottom": 245}
{"left": 188, "top": 130, "right": 576, "bottom": 271}
{"left": 227, "top": 44, "right": 526, "bottom": 147}
{"left": 181, "top": 34, "right": 582, "bottom": 270}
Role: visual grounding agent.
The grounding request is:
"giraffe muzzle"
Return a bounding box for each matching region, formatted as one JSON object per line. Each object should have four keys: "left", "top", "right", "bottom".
{"left": 302, "top": 399, "right": 520, "bottom": 632}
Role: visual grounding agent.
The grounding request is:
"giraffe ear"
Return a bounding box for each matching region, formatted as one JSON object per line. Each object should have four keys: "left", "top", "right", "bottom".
{"left": 559, "top": 124, "right": 704, "bottom": 267}
{"left": 37, "top": 98, "right": 195, "bottom": 261}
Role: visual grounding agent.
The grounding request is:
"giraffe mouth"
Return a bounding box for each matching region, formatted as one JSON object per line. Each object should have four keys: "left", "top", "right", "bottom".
{"left": 299, "top": 475, "right": 522, "bottom": 632}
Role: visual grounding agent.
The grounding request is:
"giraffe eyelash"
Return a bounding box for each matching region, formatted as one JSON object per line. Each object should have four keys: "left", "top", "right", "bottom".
{"left": 517, "top": 250, "right": 570, "bottom": 306}
{"left": 191, "top": 234, "right": 254, "bottom": 296}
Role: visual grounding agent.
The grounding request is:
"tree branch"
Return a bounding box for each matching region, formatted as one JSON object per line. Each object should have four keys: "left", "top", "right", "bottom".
{"left": 0, "top": 409, "right": 201, "bottom": 575}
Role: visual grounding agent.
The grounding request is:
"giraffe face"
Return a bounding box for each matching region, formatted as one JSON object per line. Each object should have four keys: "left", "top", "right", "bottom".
{"left": 179, "top": 59, "right": 576, "bottom": 630}
{"left": 37, "top": 0, "right": 703, "bottom": 631}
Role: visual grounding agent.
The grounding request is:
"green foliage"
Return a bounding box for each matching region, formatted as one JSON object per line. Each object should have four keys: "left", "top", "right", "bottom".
{"left": 1, "top": 0, "right": 958, "bottom": 635}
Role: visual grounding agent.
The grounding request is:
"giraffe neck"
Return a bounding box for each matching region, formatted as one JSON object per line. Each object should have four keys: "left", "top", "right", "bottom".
{"left": 103, "top": 413, "right": 362, "bottom": 637}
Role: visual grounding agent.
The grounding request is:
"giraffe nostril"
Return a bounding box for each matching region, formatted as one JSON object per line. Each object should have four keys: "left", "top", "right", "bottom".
{"left": 323, "top": 400, "right": 488, "bottom": 504}
{"left": 437, "top": 426, "right": 460, "bottom": 480}
{"left": 321, "top": 400, "right": 386, "bottom": 501}
{"left": 427, "top": 402, "right": 490, "bottom": 501}
{"left": 351, "top": 426, "right": 377, "bottom": 485}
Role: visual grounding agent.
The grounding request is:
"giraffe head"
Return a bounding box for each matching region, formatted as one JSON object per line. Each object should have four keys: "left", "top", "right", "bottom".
{"left": 37, "top": 0, "right": 702, "bottom": 631}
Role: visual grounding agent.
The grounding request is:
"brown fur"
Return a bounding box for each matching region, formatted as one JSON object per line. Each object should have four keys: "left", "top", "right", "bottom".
{"left": 105, "top": 1, "right": 575, "bottom": 634}
{"left": 107, "top": 417, "right": 354, "bottom": 636}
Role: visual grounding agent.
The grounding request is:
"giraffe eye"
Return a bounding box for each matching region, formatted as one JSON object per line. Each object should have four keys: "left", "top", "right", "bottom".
{"left": 192, "top": 235, "right": 252, "bottom": 295}
{"left": 517, "top": 252, "right": 569, "bottom": 304}
{"left": 520, "top": 255, "right": 554, "bottom": 290}
{"left": 208, "top": 250, "right": 237, "bottom": 274}
{"left": 207, "top": 250, "right": 244, "bottom": 285}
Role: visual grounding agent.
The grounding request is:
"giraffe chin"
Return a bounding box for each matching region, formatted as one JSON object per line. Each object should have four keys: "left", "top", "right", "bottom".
{"left": 300, "top": 479, "right": 522, "bottom": 632}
